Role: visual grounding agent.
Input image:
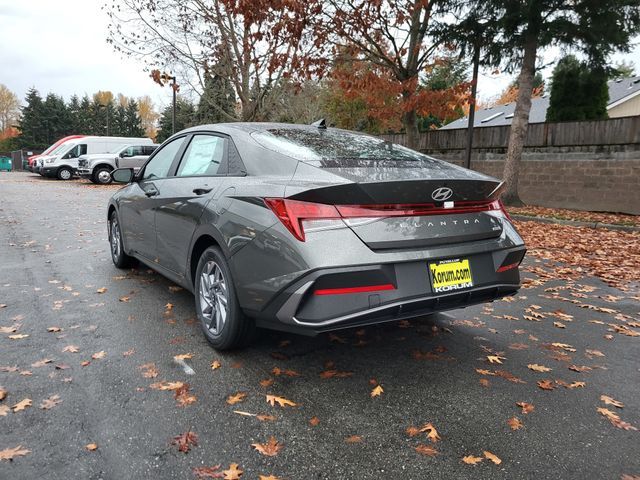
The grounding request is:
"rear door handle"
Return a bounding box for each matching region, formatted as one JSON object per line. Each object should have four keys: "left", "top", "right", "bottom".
{"left": 193, "top": 187, "right": 213, "bottom": 195}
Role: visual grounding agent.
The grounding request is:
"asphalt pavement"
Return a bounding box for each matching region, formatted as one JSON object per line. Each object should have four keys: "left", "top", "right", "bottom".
{"left": 1, "top": 171, "right": 639, "bottom": 480}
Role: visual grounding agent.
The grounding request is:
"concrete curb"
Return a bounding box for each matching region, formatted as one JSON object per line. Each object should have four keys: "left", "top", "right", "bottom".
{"left": 511, "top": 214, "right": 640, "bottom": 233}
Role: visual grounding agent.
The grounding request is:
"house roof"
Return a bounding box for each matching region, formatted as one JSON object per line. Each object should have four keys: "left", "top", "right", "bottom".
{"left": 440, "top": 75, "right": 640, "bottom": 130}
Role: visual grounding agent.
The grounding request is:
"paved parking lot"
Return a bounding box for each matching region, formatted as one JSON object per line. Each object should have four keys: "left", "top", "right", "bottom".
{"left": 1, "top": 172, "right": 639, "bottom": 479}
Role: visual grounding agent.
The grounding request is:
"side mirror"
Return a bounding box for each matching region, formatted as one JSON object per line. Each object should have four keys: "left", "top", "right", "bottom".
{"left": 111, "top": 168, "right": 135, "bottom": 184}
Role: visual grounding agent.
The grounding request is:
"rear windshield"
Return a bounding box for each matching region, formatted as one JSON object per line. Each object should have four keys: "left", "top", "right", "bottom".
{"left": 252, "top": 128, "right": 430, "bottom": 163}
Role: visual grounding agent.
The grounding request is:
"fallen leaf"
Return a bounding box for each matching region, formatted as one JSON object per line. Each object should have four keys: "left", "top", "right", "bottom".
{"left": 172, "top": 431, "right": 198, "bottom": 453}
{"left": 0, "top": 386, "right": 6, "bottom": 401}
{"left": 0, "top": 405, "right": 9, "bottom": 416}
{"left": 0, "top": 445, "right": 30, "bottom": 461}
{"left": 96, "top": 287, "right": 107, "bottom": 294}
{"left": 173, "top": 353, "right": 193, "bottom": 361}
{"left": 345, "top": 435, "right": 362, "bottom": 444}
{"left": 528, "top": 364, "right": 552, "bottom": 372}
{"left": 150, "top": 381, "right": 185, "bottom": 391}
{"left": 259, "top": 378, "right": 274, "bottom": 387}
{"left": 371, "top": 385, "right": 384, "bottom": 398}
{"left": 8, "top": 334, "right": 28, "bottom": 340}
{"left": 319, "top": 369, "right": 353, "bottom": 379}
{"left": 138, "top": 363, "right": 158, "bottom": 378}
{"left": 266, "top": 394, "right": 298, "bottom": 408}
{"left": 537, "top": 380, "right": 555, "bottom": 391}
{"left": 193, "top": 465, "right": 223, "bottom": 479}
{"left": 462, "top": 455, "right": 484, "bottom": 465}
{"left": 600, "top": 395, "right": 624, "bottom": 408}
{"left": 226, "top": 392, "right": 247, "bottom": 405}
{"left": 47, "top": 327, "right": 62, "bottom": 333}
{"left": 62, "top": 345, "right": 79, "bottom": 353}
{"left": 40, "top": 395, "right": 61, "bottom": 410}
{"left": 566, "top": 381, "right": 586, "bottom": 389}
{"left": 483, "top": 451, "right": 502, "bottom": 465}
{"left": 12, "top": 398, "right": 32, "bottom": 412}
{"left": 91, "top": 351, "right": 106, "bottom": 360}
{"left": 487, "top": 355, "right": 505, "bottom": 364}
{"left": 211, "top": 360, "right": 221, "bottom": 370}
{"left": 251, "top": 436, "right": 283, "bottom": 457}
{"left": 553, "top": 321, "right": 566, "bottom": 329}
{"left": 309, "top": 416, "right": 320, "bottom": 426}
{"left": 222, "top": 463, "right": 243, "bottom": 480}
{"left": 258, "top": 476, "right": 282, "bottom": 480}
{"left": 415, "top": 444, "right": 439, "bottom": 456}
{"left": 507, "top": 417, "right": 523, "bottom": 430}
{"left": 516, "top": 402, "right": 535, "bottom": 414}
{"left": 175, "top": 384, "right": 196, "bottom": 407}
{"left": 85, "top": 443, "right": 98, "bottom": 451}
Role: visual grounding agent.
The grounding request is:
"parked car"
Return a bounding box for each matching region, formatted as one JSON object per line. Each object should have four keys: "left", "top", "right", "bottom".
{"left": 77, "top": 144, "right": 159, "bottom": 184}
{"left": 40, "top": 136, "right": 153, "bottom": 180}
{"left": 107, "top": 122, "right": 526, "bottom": 350}
{"left": 28, "top": 135, "right": 85, "bottom": 172}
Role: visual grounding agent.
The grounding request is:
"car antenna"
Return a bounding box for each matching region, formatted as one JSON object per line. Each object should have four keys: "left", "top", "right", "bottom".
{"left": 311, "top": 118, "right": 327, "bottom": 129}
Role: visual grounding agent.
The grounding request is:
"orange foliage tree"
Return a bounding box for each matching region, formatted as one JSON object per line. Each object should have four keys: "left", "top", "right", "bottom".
{"left": 315, "top": 1, "right": 470, "bottom": 147}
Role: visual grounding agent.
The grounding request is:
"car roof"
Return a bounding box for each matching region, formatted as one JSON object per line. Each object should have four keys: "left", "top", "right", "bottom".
{"left": 181, "top": 122, "right": 341, "bottom": 136}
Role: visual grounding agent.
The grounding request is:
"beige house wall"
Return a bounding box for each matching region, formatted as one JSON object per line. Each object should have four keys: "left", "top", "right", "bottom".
{"left": 608, "top": 93, "right": 640, "bottom": 118}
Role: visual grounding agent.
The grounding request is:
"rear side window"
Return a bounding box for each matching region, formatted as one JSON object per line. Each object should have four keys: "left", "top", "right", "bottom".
{"left": 64, "top": 144, "right": 87, "bottom": 159}
{"left": 142, "top": 137, "right": 184, "bottom": 180}
{"left": 176, "top": 135, "right": 226, "bottom": 177}
{"left": 144, "top": 146, "right": 158, "bottom": 155}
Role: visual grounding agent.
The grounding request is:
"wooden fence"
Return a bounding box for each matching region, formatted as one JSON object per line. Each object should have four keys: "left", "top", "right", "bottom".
{"left": 380, "top": 115, "right": 640, "bottom": 151}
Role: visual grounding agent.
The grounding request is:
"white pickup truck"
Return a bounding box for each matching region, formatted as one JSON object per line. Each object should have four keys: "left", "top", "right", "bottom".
{"left": 77, "top": 144, "right": 159, "bottom": 184}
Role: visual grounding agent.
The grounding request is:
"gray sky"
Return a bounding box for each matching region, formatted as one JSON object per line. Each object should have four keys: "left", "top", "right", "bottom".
{"left": 1, "top": 0, "right": 639, "bottom": 109}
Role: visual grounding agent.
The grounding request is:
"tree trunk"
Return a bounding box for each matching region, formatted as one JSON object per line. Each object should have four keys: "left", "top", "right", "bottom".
{"left": 403, "top": 108, "right": 419, "bottom": 150}
{"left": 502, "top": 35, "right": 538, "bottom": 206}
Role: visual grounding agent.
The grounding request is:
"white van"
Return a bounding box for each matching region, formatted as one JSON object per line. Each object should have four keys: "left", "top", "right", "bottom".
{"left": 40, "top": 136, "right": 153, "bottom": 180}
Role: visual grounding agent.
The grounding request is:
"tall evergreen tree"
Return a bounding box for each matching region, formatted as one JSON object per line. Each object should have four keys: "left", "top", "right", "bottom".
{"left": 546, "top": 56, "right": 608, "bottom": 122}
{"left": 156, "top": 98, "right": 196, "bottom": 143}
{"left": 197, "top": 73, "right": 236, "bottom": 124}
{"left": 125, "top": 99, "right": 145, "bottom": 137}
{"left": 42, "top": 93, "right": 72, "bottom": 144}
{"left": 76, "top": 95, "right": 93, "bottom": 135}
{"left": 19, "top": 88, "right": 45, "bottom": 148}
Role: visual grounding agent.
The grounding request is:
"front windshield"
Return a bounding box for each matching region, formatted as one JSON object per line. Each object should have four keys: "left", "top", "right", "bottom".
{"left": 51, "top": 143, "right": 75, "bottom": 156}
{"left": 252, "top": 128, "right": 427, "bottom": 163}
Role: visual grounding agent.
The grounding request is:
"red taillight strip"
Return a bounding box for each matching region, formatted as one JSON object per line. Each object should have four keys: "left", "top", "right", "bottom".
{"left": 496, "top": 262, "right": 520, "bottom": 273}
{"left": 314, "top": 283, "right": 396, "bottom": 295}
{"left": 336, "top": 200, "right": 502, "bottom": 218}
{"left": 264, "top": 198, "right": 509, "bottom": 242}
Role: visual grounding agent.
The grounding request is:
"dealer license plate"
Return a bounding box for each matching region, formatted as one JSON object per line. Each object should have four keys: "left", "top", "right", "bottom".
{"left": 429, "top": 258, "right": 473, "bottom": 293}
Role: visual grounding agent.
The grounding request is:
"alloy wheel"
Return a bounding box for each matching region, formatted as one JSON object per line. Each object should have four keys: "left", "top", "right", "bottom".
{"left": 110, "top": 217, "right": 121, "bottom": 259}
{"left": 199, "top": 260, "right": 229, "bottom": 335}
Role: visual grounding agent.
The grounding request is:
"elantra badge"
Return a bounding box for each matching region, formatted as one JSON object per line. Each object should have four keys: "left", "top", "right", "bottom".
{"left": 432, "top": 187, "right": 453, "bottom": 201}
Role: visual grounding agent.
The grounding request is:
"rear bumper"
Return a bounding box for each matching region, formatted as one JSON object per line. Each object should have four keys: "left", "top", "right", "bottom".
{"left": 248, "top": 246, "right": 525, "bottom": 335}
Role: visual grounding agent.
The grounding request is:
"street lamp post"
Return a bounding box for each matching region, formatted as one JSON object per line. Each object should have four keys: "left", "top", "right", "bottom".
{"left": 151, "top": 71, "right": 179, "bottom": 135}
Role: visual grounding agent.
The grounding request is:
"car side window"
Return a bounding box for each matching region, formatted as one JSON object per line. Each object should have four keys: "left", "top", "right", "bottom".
{"left": 63, "top": 144, "right": 87, "bottom": 159}
{"left": 144, "top": 146, "right": 157, "bottom": 155}
{"left": 142, "top": 137, "right": 185, "bottom": 180}
{"left": 176, "top": 135, "right": 226, "bottom": 177}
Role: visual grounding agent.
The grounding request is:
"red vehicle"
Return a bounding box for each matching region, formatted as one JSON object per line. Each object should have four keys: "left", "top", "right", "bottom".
{"left": 28, "top": 135, "right": 85, "bottom": 172}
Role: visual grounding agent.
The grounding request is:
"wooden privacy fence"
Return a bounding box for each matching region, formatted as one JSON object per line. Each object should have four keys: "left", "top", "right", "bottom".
{"left": 380, "top": 115, "right": 640, "bottom": 151}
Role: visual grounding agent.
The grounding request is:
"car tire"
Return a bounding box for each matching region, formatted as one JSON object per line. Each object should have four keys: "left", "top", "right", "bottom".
{"left": 108, "top": 210, "right": 135, "bottom": 268}
{"left": 94, "top": 167, "right": 113, "bottom": 185}
{"left": 195, "top": 246, "right": 255, "bottom": 350}
{"left": 57, "top": 166, "right": 73, "bottom": 180}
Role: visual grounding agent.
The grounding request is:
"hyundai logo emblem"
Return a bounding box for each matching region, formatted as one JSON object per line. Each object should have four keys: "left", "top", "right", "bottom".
{"left": 431, "top": 187, "right": 453, "bottom": 201}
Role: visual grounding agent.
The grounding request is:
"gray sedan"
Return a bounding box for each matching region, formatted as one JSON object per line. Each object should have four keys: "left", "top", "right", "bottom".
{"left": 107, "top": 122, "right": 526, "bottom": 350}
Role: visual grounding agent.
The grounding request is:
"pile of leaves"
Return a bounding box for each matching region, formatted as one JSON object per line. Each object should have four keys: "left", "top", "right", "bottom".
{"left": 509, "top": 206, "right": 639, "bottom": 227}
{"left": 514, "top": 220, "right": 640, "bottom": 290}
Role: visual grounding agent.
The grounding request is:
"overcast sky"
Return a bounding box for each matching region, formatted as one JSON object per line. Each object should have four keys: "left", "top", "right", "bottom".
{"left": 1, "top": 0, "right": 639, "bottom": 110}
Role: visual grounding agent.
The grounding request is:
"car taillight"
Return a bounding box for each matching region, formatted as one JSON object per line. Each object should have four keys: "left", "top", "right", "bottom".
{"left": 264, "top": 198, "right": 342, "bottom": 241}
{"left": 264, "top": 198, "right": 510, "bottom": 242}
